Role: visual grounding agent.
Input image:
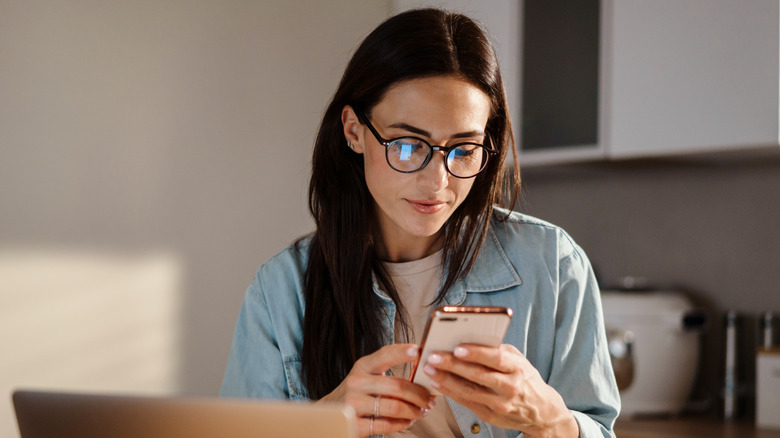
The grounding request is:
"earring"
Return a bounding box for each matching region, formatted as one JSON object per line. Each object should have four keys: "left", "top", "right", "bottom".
{"left": 347, "top": 141, "right": 354, "bottom": 150}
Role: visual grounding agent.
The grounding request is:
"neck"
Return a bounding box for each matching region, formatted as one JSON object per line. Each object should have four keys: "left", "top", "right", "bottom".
{"left": 378, "top": 232, "right": 444, "bottom": 263}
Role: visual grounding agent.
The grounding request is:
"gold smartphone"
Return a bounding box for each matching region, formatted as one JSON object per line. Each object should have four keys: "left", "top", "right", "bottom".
{"left": 409, "top": 306, "right": 513, "bottom": 393}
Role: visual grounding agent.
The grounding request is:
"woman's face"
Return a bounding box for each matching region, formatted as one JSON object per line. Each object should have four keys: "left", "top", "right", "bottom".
{"left": 342, "top": 76, "right": 492, "bottom": 262}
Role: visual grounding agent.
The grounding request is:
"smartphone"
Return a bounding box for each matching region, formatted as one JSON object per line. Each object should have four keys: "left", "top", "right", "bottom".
{"left": 410, "top": 305, "right": 513, "bottom": 393}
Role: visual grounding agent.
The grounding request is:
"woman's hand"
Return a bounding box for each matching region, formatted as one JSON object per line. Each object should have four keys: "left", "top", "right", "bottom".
{"left": 421, "top": 343, "right": 579, "bottom": 438}
{"left": 318, "top": 343, "right": 435, "bottom": 437}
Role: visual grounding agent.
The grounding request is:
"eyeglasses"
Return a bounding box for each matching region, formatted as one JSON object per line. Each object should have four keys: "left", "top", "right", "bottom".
{"left": 355, "top": 108, "right": 496, "bottom": 179}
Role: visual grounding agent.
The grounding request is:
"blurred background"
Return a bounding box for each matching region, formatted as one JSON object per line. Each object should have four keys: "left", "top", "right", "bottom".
{"left": 1, "top": 1, "right": 387, "bottom": 434}
{"left": 2, "top": 0, "right": 779, "bottom": 436}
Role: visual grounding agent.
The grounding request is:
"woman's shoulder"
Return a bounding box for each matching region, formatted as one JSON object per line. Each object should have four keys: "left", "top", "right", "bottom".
{"left": 489, "top": 206, "right": 581, "bottom": 260}
{"left": 263, "top": 234, "right": 313, "bottom": 265}
{"left": 491, "top": 206, "right": 560, "bottom": 228}
{"left": 252, "top": 233, "right": 313, "bottom": 292}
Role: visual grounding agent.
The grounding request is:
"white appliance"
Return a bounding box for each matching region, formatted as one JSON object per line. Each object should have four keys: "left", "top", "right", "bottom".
{"left": 601, "top": 290, "right": 707, "bottom": 417}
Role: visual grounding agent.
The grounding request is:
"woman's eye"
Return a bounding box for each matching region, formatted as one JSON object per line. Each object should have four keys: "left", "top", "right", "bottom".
{"left": 396, "top": 139, "right": 424, "bottom": 150}
{"left": 451, "top": 146, "right": 477, "bottom": 159}
{"left": 392, "top": 139, "right": 426, "bottom": 161}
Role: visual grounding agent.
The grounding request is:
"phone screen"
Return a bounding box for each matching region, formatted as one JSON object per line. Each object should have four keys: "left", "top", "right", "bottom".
{"left": 410, "top": 306, "right": 512, "bottom": 393}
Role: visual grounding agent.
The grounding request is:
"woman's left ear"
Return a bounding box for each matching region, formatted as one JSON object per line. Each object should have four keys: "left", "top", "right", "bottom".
{"left": 341, "top": 105, "right": 365, "bottom": 154}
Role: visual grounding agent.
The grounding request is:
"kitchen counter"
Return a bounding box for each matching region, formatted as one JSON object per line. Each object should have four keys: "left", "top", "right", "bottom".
{"left": 615, "top": 417, "right": 780, "bottom": 438}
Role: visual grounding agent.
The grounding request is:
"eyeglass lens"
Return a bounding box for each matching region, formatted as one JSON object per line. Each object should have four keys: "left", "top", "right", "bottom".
{"left": 386, "top": 138, "right": 486, "bottom": 178}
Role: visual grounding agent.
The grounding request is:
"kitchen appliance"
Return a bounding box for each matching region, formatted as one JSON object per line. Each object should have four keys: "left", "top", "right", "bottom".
{"left": 757, "top": 312, "right": 780, "bottom": 430}
{"left": 601, "top": 289, "right": 707, "bottom": 417}
{"left": 756, "top": 348, "right": 780, "bottom": 429}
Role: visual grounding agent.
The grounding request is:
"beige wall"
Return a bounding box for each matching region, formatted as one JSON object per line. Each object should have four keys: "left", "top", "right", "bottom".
{"left": 3, "top": 0, "right": 779, "bottom": 422}
{"left": 521, "top": 154, "right": 780, "bottom": 414}
{"left": 0, "top": 0, "right": 391, "bottom": 398}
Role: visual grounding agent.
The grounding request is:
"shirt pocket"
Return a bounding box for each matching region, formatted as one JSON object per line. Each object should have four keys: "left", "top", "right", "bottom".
{"left": 283, "top": 354, "right": 310, "bottom": 400}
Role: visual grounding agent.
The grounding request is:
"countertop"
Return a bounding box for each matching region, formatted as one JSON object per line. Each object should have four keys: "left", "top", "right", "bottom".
{"left": 614, "top": 417, "right": 780, "bottom": 438}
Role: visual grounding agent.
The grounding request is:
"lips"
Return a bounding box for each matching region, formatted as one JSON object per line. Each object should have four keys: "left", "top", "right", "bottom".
{"left": 407, "top": 199, "right": 447, "bottom": 214}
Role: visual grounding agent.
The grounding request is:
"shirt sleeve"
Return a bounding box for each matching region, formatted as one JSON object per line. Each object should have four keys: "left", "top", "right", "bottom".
{"left": 219, "top": 270, "right": 289, "bottom": 399}
{"left": 548, "top": 243, "right": 621, "bottom": 437}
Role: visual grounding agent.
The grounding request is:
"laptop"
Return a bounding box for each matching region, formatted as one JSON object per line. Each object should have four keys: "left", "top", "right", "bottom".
{"left": 12, "top": 389, "right": 357, "bottom": 438}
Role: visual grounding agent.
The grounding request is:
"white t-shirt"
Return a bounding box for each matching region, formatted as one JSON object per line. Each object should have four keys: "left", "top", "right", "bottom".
{"left": 384, "top": 250, "right": 463, "bottom": 438}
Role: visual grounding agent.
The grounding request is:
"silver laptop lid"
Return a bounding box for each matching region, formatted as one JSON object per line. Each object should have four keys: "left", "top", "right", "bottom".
{"left": 12, "top": 390, "right": 357, "bottom": 438}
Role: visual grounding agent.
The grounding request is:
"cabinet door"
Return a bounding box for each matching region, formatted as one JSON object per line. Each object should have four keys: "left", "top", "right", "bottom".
{"left": 519, "top": 0, "right": 604, "bottom": 164}
{"left": 605, "top": 0, "right": 779, "bottom": 158}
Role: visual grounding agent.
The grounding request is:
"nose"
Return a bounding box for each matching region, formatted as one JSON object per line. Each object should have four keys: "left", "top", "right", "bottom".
{"left": 417, "top": 150, "right": 449, "bottom": 192}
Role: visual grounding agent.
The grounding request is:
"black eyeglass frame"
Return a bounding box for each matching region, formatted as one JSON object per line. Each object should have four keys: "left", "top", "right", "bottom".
{"left": 353, "top": 108, "right": 497, "bottom": 179}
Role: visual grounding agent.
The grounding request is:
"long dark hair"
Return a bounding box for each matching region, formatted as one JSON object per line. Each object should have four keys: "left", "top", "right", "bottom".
{"left": 303, "top": 8, "right": 520, "bottom": 399}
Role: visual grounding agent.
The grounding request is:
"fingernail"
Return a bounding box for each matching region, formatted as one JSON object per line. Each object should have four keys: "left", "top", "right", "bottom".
{"left": 430, "top": 380, "right": 441, "bottom": 389}
{"left": 428, "top": 398, "right": 436, "bottom": 410}
{"left": 454, "top": 346, "right": 467, "bottom": 357}
{"left": 421, "top": 408, "right": 430, "bottom": 417}
{"left": 407, "top": 346, "right": 419, "bottom": 357}
{"left": 428, "top": 353, "right": 442, "bottom": 364}
{"left": 423, "top": 364, "right": 436, "bottom": 375}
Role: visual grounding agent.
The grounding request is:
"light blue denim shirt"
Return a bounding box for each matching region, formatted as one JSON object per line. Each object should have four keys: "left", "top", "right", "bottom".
{"left": 221, "top": 208, "right": 620, "bottom": 437}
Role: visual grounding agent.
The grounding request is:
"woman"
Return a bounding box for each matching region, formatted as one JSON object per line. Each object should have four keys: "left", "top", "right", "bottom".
{"left": 221, "top": 8, "right": 620, "bottom": 438}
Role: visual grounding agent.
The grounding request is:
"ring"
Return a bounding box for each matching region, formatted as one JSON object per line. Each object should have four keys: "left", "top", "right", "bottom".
{"left": 373, "top": 395, "right": 381, "bottom": 418}
{"left": 369, "top": 416, "right": 374, "bottom": 436}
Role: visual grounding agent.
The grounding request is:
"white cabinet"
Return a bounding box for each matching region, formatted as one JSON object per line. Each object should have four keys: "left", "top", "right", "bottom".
{"left": 392, "top": 1, "right": 780, "bottom": 165}
{"left": 604, "top": 0, "right": 779, "bottom": 160}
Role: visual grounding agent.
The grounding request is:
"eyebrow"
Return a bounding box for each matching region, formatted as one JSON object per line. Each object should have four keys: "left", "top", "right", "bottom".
{"left": 387, "top": 122, "right": 485, "bottom": 140}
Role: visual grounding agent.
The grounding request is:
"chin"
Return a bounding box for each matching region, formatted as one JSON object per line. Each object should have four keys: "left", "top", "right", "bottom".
{"left": 406, "top": 220, "right": 448, "bottom": 238}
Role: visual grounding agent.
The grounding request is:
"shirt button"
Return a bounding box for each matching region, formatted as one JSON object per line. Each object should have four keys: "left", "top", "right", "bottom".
{"left": 470, "top": 423, "right": 481, "bottom": 434}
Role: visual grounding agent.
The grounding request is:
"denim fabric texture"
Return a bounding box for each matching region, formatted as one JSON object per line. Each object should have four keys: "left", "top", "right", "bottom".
{"left": 220, "top": 207, "right": 620, "bottom": 437}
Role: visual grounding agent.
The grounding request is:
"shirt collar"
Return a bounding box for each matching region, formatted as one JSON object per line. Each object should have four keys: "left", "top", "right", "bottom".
{"left": 373, "top": 223, "right": 523, "bottom": 305}
{"left": 443, "top": 224, "right": 523, "bottom": 305}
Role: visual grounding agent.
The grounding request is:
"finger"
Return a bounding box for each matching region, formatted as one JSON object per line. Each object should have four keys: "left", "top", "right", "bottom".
{"left": 355, "top": 343, "right": 419, "bottom": 375}
{"left": 424, "top": 353, "right": 496, "bottom": 394}
{"left": 451, "top": 343, "right": 523, "bottom": 374}
{"left": 424, "top": 351, "right": 523, "bottom": 402}
{"left": 350, "top": 392, "right": 429, "bottom": 421}
{"left": 359, "top": 416, "right": 415, "bottom": 438}
{"left": 345, "top": 374, "right": 434, "bottom": 412}
{"left": 422, "top": 363, "right": 498, "bottom": 409}
{"left": 448, "top": 345, "right": 538, "bottom": 397}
